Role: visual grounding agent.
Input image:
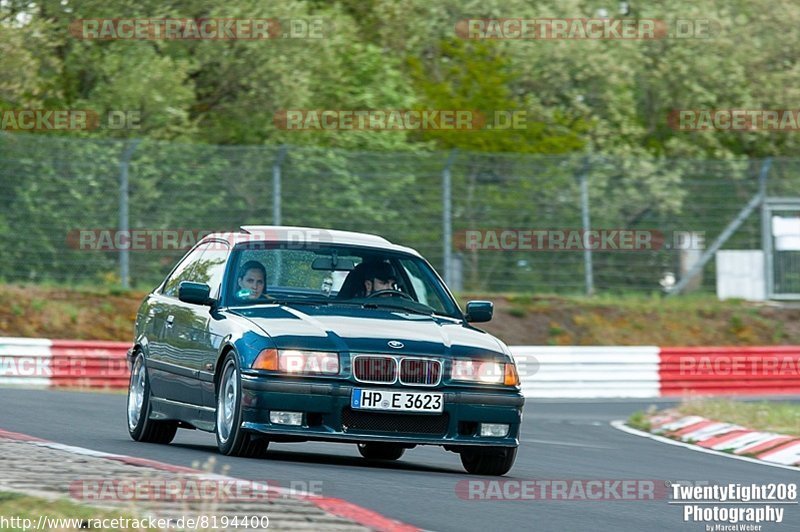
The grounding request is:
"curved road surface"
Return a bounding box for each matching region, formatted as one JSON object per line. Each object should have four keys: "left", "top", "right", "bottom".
{"left": 0, "top": 389, "right": 797, "bottom": 531}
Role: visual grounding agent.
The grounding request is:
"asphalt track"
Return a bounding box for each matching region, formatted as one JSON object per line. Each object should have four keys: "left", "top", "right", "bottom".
{"left": 0, "top": 389, "right": 798, "bottom": 532}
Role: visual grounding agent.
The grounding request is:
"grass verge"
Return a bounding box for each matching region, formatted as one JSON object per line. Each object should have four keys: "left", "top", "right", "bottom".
{"left": 2, "top": 283, "right": 800, "bottom": 345}
{"left": 0, "top": 490, "right": 156, "bottom": 530}
{"left": 459, "top": 292, "right": 800, "bottom": 346}
{"left": 676, "top": 398, "right": 800, "bottom": 436}
{"left": 626, "top": 408, "right": 654, "bottom": 432}
{"left": 628, "top": 399, "right": 800, "bottom": 437}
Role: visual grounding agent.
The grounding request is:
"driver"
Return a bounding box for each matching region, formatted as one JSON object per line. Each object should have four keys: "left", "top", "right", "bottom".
{"left": 362, "top": 261, "right": 398, "bottom": 296}
{"left": 236, "top": 260, "right": 270, "bottom": 300}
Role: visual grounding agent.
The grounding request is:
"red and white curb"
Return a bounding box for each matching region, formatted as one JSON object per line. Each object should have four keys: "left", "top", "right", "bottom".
{"left": 612, "top": 414, "right": 800, "bottom": 471}
{"left": 0, "top": 428, "right": 419, "bottom": 532}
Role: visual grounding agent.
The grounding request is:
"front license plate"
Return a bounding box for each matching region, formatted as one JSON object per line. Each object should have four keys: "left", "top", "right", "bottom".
{"left": 351, "top": 389, "right": 444, "bottom": 413}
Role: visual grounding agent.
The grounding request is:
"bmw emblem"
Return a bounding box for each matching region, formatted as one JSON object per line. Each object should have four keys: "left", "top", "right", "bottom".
{"left": 388, "top": 340, "right": 404, "bottom": 349}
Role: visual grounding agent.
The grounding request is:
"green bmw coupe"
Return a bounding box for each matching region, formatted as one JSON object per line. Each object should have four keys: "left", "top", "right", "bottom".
{"left": 127, "top": 226, "right": 523, "bottom": 475}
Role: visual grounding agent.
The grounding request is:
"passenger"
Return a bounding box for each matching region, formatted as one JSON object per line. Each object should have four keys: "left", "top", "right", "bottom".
{"left": 237, "top": 260, "right": 269, "bottom": 300}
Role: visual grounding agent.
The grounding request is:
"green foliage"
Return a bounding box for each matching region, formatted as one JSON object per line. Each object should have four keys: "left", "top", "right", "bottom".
{"left": 507, "top": 306, "right": 527, "bottom": 318}
{"left": 2, "top": 0, "right": 800, "bottom": 293}
{"left": 408, "top": 37, "right": 586, "bottom": 153}
{"left": 0, "top": 0, "right": 796, "bottom": 157}
{"left": 627, "top": 411, "right": 652, "bottom": 432}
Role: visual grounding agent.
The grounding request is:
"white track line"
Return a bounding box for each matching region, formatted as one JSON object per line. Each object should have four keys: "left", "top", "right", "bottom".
{"left": 524, "top": 438, "right": 615, "bottom": 449}
{"left": 610, "top": 420, "right": 800, "bottom": 472}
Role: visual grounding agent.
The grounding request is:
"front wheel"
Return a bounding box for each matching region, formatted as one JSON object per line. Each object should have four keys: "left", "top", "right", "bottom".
{"left": 357, "top": 443, "right": 405, "bottom": 461}
{"left": 127, "top": 352, "right": 177, "bottom": 444}
{"left": 460, "top": 446, "right": 517, "bottom": 475}
{"left": 216, "top": 354, "right": 269, "bottom": 457}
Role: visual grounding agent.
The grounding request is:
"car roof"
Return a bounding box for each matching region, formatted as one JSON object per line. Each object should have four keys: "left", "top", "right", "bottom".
{"left": 202, "top": 225, "right": 422, "bottom": 257}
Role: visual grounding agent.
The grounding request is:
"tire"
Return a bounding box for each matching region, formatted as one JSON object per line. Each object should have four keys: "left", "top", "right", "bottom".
{"left": 460, "top": 446, "right": 517, "bottom": 476}
{"left": 216, "top": 353, "right": 269, "bottom": 458}
{"left": 127, "top": 352, "right": 178, "bottom": 444}
{"left": 357, "top": 443, "right": 405, "bottom": 461}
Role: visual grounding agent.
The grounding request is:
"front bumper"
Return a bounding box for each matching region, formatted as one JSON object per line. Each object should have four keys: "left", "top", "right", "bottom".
{"left": 240, "top": 376, "right": 524, "bottom": 448}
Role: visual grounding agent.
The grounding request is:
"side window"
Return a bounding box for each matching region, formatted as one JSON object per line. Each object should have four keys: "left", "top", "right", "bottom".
{"left": 193, "top": 243, "right": 229, "bottom": 299}
{"left": 162, "top": 245, "right": 207, "bottom": 298}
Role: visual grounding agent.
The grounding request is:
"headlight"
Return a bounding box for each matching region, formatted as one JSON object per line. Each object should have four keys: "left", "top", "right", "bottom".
{"left": 279, "top": 349, "right": 340, "bottom": 374}
{"left": 451, "top": 359, "right": 519, "bottom": 386}
{"left": 252, "top": 349, "right": 339, "bottom": 375}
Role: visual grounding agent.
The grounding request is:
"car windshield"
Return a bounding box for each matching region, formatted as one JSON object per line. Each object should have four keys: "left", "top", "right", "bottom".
{"left": 225, "top": 243, "right": 461, "bottom": 318}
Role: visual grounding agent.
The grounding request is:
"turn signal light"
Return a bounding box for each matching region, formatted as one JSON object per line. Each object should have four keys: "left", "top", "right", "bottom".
{"left": 504, "top": 362, "right": 520, "bottom": 386}
{"left": 252, "top": 348, "right": 278, "bottom": 370}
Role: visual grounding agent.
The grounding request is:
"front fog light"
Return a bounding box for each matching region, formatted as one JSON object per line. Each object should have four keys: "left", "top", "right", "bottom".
{"left": 270, "top": 411, "right": 303, "bottom": 426}
{"left": 480, "top": 423, "right": 509, "bottom": 437}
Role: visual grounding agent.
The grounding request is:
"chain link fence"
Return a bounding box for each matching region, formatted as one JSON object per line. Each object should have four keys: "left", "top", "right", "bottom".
{"left": 0, "top": 133, "right": 794, "bottom": 295}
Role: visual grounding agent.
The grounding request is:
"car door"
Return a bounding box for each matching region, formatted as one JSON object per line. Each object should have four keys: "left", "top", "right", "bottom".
{"left": 177, "top": 240, "right": 231, "bottom": 411}
{"left": 148, "top": 243, "right": 208, "bottom": 405}
{"left": 147, "top": 243, "right": 208, "bottom": 400}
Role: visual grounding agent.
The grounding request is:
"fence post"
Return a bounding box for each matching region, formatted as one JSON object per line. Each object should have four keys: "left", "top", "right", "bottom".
{"left": 760, "top": 158, "right": 773, "bottom": 298}
{"left": 442, "top": 150, "right": 457, "bottom": 285}
{"left": 579, "top": 157, "right": 595, "bottom": 296}
{"left": 119, "top": 138, "right": 141, "bottom": 289}
{"left": 273, "top": 145, "right": 287, "bottom": 225}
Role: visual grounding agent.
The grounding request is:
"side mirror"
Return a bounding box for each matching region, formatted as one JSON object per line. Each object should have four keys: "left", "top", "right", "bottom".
{"left": 465, "top": 300, "right": 493, "bottom": 323}
{"left": 178, "top": 281, "right": 213, "bottom": 305}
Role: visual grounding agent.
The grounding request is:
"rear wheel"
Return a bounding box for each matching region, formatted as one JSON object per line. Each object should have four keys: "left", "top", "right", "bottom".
{"left": 127, "top": 352, "right": 177, "bottom": 444}
{"left": 216, "top": 354, "right": 269, "bottom": 457}
{"left": 357, "top": 443, "right": 405, "bottom": 461}
{"left": 460, "top": 446, "right": 517, "bottom": 475}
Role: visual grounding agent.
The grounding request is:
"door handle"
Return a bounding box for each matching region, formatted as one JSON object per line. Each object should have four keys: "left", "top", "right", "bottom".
{"left": 166, "top": 315, "right": 175, "bottom": 328}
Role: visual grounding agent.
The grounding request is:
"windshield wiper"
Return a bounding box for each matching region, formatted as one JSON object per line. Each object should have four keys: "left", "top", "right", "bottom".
{"left": 361, "top": 300, "right": 434, "bottom": 316}
{"left": 269, "top": 298, "right": 332, "bottom": 306}
{"left": 270, "top": 298, "right": 380, "bottom": 308}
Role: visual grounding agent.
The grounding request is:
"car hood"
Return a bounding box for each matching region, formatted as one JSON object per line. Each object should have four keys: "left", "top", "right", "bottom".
{"left": 231, "top": 304, "right": 506, "bottom": 358}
